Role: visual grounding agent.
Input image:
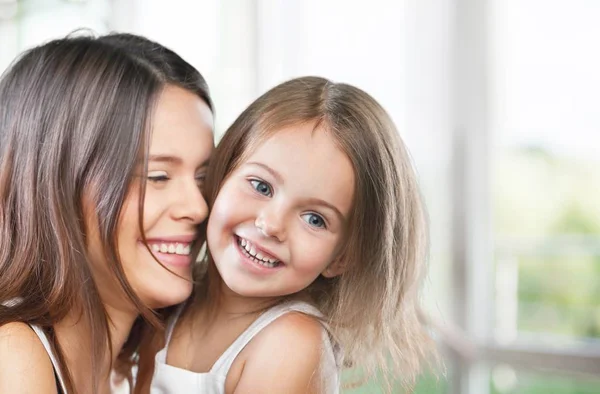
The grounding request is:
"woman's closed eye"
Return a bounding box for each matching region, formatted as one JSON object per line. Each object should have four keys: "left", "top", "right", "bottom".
{"left": 147, "top": 170, "right": 169, "bottom": 182}
{"left": 249, "top": 179, "right": 273, "bottom": 197}
{"left": 195, "top": 173, "right": 207, "bottom": 188}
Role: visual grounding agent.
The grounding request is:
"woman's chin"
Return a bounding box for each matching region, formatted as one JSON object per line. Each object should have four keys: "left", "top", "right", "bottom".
{"left": 145, "top": 283, "right": 193, "bottom": 309}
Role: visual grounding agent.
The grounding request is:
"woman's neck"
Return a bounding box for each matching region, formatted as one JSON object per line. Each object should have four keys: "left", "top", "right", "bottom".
{"left": 54, "top": 303, "right": 138, "bottom": 393}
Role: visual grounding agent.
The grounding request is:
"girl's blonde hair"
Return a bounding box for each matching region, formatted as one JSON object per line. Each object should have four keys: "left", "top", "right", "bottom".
{"left": 203, "top": 76, "right": 434, "bottom": 391}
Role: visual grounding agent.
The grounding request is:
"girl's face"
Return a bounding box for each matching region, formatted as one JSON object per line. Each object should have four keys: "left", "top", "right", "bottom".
{"left": 207, "top": 122, "right": 355, "bottom": 299}
{"left": 91, "top": 85, "right": 214, "bottom": 310}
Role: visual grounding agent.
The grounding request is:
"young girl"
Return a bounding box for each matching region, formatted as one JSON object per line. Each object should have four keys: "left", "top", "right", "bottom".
{"left": 149, "top": 76, "right": 434, "bottom": 393}
{"left": 0, "top": 33, "right": 214, "bottom": 393}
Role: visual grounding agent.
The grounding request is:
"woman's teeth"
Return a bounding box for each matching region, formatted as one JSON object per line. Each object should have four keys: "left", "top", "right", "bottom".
{"left": 238, "top": 237, "right": 280, "bottom": 268}
{"left": 150, "top": 243, "right": 191, "bottom": 256}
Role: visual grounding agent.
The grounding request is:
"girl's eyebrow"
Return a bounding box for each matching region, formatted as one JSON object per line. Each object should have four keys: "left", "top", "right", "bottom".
{"left": 246, "top": 161, "right": 284, "bottom": 184}
{"left": 303, "top": 197, "right": 346, "bottom": 223}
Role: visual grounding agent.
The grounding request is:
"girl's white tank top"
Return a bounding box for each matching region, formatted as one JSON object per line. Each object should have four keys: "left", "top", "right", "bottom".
{"left": 150, "top": 300, "right": 341, "bottom": 394}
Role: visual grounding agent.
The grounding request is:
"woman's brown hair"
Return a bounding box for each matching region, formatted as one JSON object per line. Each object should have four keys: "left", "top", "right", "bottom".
{"left": 196, "top": 76, "right": 434, "bottom": 392}
{"left": 0, "top": 32, "right": 212, "bottom": 393}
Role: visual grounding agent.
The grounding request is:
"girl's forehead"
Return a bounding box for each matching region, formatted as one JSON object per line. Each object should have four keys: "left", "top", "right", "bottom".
{"left": 244, "top": 119, "right": 329, "bottom": 153}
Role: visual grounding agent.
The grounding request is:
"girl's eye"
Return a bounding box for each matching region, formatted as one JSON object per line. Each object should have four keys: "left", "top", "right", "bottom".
{"left": 147, "top": 171, "right": 169, "bottom": 182}
{"left": 301, "top": 213, "right": 327, "bottom": 229}
{"left": 250, "top": 179, "right": 273, "bottom": 197}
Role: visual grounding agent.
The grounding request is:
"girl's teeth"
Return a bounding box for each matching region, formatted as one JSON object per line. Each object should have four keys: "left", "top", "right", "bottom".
{"left": 175, "top": 244, "right": 184, "bottom": 254}
{"left": 160, "top": 244, "right": 168, "bottom": 253}
{"left": 238, "top": 237, "right": 280, "bottom": 266}
{"left": 152, "top": 244, "right": 160, "bottom": 253}
{"left": 168, "top": 244, "right": 176, "bottom": 253}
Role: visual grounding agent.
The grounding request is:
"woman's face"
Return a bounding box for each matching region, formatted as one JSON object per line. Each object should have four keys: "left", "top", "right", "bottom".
{"left": 90, "top": 85, "right": 214, "bottom": 310}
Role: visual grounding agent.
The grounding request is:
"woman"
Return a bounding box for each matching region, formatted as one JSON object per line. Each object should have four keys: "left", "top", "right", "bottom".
{"left": 0, "top": 33, "right": 214, "bottom": 393}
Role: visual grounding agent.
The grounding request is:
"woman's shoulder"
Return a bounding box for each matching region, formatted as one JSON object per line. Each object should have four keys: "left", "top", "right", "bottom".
{"left": 0, "top": 322, "right": 58, "bottom": 393}
{"left": 0, "top": 321, "right": 50, "bottom": 360}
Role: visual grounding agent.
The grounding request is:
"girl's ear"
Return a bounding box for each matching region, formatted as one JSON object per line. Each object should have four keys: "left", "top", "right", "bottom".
{"left": 321, "top": 257, "right": 347, "bottom": 278}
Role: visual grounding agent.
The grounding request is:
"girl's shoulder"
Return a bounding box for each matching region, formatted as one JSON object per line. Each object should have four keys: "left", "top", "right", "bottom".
{"left": 232, "top": 310, "right": 329, "bottom": 393}
{"left": 0, "top": 322, "right": 59, "bottom": 393}
{"left": 254, "top": 309, "right": 325, "bottom": 353}
{"left": 249, "top": 301, "right": 329, "bottom": 360}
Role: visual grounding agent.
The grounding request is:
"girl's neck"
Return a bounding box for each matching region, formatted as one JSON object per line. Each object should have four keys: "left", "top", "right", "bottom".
{"left": 54, "top": 303, "right": 138, "bottom": 393}
{"left": 195, "top": 265, "right": 309, "bottom": 326}
{"left": 215, "top": 282, "right": 279, "bottom": 315}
